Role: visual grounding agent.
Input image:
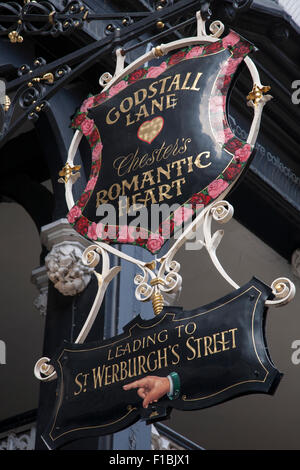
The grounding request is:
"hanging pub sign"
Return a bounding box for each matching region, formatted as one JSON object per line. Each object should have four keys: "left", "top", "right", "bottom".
{"left": 67, "top": 31, "right": 256, "bottom": 254}
{"left": 42, "top": 278, "right": 282, "bottom": 449}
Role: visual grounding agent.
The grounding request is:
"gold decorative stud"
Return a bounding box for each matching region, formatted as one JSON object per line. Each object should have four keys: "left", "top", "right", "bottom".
{"left": 58, "top": 163, "right": 81, "bottom": 184}
{"left": 247, "top": 84, "right": 271, "bottom": 106}
{"left": 48, "top": 11, "right": 55, "bottom": 24}
{"left": 32, "top": 72, "right": 54, "bottom": 84}
{"left": 154, "top": 46, "right": 164, "bottom": 57}
{"left": 156, "top": 21, "right": 164, "bottom": 30}
{"left": 145, "top": 261, "right": 156, "bottom": 271}
{"left": 275, "top": 283, "right": 284, "bottom": 293}
{"left": 8, "top": 31, "right": 23, "bottom": 43}
{"left": 3, "top": 95, "right": 11, "bottom": 112}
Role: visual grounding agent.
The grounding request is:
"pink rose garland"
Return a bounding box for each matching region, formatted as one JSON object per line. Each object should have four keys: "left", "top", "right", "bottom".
{"left": 67, "top": 205, "right": 82, "bottom": 224}
{"left": 81, "top": 118, "right": 94, "bottom": 136}
{"left": 173, "top": 206, "right": 194, "bottom": 226}
{"left": 185, "top": 46, "right": 204, "bottom": 59}
{"left": 80, "top": 96, "right": 94, "bottom": 113}
{"left": 146, "top": 62, "right": 167, "bottom": 78}
{"left": 222, "top": 32, "right": 240, "bottom": 49}
{"left": 207, "top": 179, "right": 229, "bottom": 198}
{"left": 234, "top": 144, "right": 252, "bottom": 163}
{"left": 109, "top": 80, "right": 128, "bottom": 97}
{"left": 92, "top": 142, "right": 103, "bottom": 161}
{"left": 146, "top": 234, "right": 164, "bottom": 253}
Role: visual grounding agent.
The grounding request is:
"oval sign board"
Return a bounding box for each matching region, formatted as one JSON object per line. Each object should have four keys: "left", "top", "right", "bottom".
{"left": 68, "top": 31, "right": 254, "bottom": 254}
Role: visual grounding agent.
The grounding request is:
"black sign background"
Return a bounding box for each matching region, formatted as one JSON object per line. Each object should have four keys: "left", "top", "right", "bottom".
{"left": 68, "top": 34, "right": 254, "bottom": 253}
{"left": 43, "top": 278, "right": 281, "bottom": 449}
{"left": 86, "top": 52, "right": 231, "bottom": 231}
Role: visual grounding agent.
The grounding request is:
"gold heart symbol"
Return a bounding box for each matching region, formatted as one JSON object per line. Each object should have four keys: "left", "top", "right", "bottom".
{"left": 137, "top": 116, "right": 164, "bottom": 144}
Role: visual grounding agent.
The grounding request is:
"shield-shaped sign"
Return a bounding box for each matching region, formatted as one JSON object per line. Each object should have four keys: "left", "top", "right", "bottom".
{"left": 68, "top": 31, "right": 254, "bottom": 254}
{"left": 42, "top": 278, "right": 281, "bottom": 449}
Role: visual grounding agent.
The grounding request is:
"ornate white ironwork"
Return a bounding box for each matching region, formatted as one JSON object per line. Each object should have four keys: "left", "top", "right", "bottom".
{"left": 45, "top": 241, "right": 93, "bottom": 296}
{"left": 151, "top": 425, "right": 184, "bottom": 450}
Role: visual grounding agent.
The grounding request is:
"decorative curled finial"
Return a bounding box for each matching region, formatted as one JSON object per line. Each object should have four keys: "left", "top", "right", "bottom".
{"left": 58, "top": 162, "right": 81, "bottom": 184}
{"left": 247, "top": 84, "right": 272, "bottom": 106}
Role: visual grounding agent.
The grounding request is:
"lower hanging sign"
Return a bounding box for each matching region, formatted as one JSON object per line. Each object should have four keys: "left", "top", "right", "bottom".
{"left": 43, "top": 278, "right": 281, "bottom": 449}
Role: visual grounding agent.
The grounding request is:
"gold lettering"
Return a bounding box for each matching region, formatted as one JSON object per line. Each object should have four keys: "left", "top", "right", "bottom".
{"left": 157, "top": 164, "right": 171, "bottom": 183}
{"left": 229, "top": 328, "right": 238, "bottom": 348}
{"left": 128, "top": 357, "right": 137, "bottom": 378}
{"left": 74, "top": 372, "right": 84, "bottom": 396}
{"left": 171, "top": 344, "right": 180, "bottom": 365}
{"left": 148, "top": 81, "right": 158, "bottom": 99}
{"left": 105, "top": 365, "right": 112, "bottom": 385}
{"left": 111, "top": 363, "right": 119, "bottom": 383}
{"left": 96, "top": 190, "right": 108, "bottom": 207}
{"left": 204, "top": 336, "right": 214, "bottom": 356}
{"left": 151, "top": 97, "right": 164, "bottom": 114}
{"left": 140, "top": 170, "right": 155, "bottom": 189}
{"left": 166, "top": 93, "right": 178, "bottom": 109}
{"left": 122, "top": 175, "right": 139, "bottom": 194}
{"left": 194, "top": 151, "right": 212, "bottom": 169}
{"left": 134, "top": 88, "right": 147, "bottom": 106}
{"left": 157, "top": 347, "right": 168, "bottom": 369}
{"left": 135, "top": 103, "right": 149, "bottom": 122}
{"left": 108, "top": 183, "right": 121, "bottom": 201}
{"left": 120, "top": 361, "right": 128, "bottom": 381}
{"left": 120, "top": 96, "right": 133, "bottom": 113}
{"left": 147, "top": 351, "right": 158, "bottom": 372}
{"left": 181, "top": 72, "right": 192, "bottom": 90}
{"left": 190, "top": 72, "right": 203, "bottom": 91}
{"left": 157, "top": 329, "right": 168, "bottom": 343}
{"left": 138, "top": 355, "right": 147, "bottom": 375}
{"left": 158, "top": 76, "right": 172, "bottom": 94}
{"left": 167, "top": 74, "right": 181, "bottom": 92}
{"left": 171, "top": 158, "right": 186, "bottom": 177}
{"left": 185, "top": 322, "right": 197, "bottom": 335}
{"left": 172, "top": 177, "right": 186, "bottom": 196}
{"left": 186, "top": 337, "right": 196, "bottom": 361}
{"left": 92, "top": 366, "right": 105, "bottom": 389}
{"left": 126, "top": 113, "right": 135, "bottom": 126}
{"left": 158, "top": 183, "right": 172, "bottom": 202}
{"left": 175, "top": 325, "right": 184, "bottom": 338}
{"left": 106, "top": 107, "right": 120, "bottom": 125}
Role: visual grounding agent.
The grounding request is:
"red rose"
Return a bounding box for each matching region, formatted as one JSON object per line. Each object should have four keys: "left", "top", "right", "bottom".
{"left": 234, "top": 144, "right": 252, "bottom": 163}
{"left": 204, "top": 41, "right": 223, "bottom": 55}
{"left": 190, "top": 193, "right": 211, "bottom": 208}
{"left": 77, "top": 192, "right": 90, "bottom": 208}
{"left": 232, "top": 41, "right": 251, "bottom": 58}
{"left": 223, "top": 164, "right": 242, "bottom": 181}
{"left": 217, "top": 75, "right": 231, "bottom": 95}
{"left": 168, "top": 50, "right": 186, "bottom": 65}
{"left": 72, "top": 112, "right": 86, "bottom": 128}
{"left": 89, "top": 129, "right": 100, "bottom": 147}
{"left": 159, "top": 219, "right": 175, "bottom": 238}
{"left": 74, "top": 216, "right": 89, "bottom": 235}
{"left": 91, "top": 160, "right": 101, "bottom": 177}
{"left": 134, "top": 227, "right": 148, "bottom": 246}
{"left": 128, "top": 68, "right": 147, "bottom": 83}
{"left": 225, "top": 138, "right": 243, "bottom": 154}
{"left": 94, "top": 92, "right": 107, "bottom": 105}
